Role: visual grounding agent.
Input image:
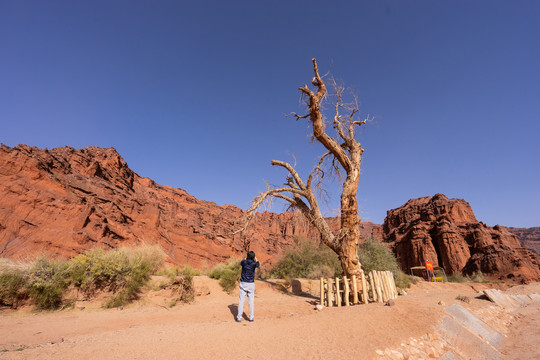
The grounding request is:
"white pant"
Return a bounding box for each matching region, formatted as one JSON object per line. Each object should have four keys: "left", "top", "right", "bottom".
{"left": 237, "top": 282, "right": 255, "bottom": 321}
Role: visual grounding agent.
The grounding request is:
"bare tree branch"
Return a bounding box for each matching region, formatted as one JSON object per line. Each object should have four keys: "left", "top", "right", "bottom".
{"left": 307, "top": 151, "right": 331, "bottom": 190}
{"left": 232, "top": 186, "right": 306, "bottom": 235}
{"left": 271, "top": 160, "right": 307, "bottom": 191}
{"left": 236, "top": 58, "right": 369, "bottom": 277}
{"left": 286, "top": 112, "right": 310, "bottom": 121}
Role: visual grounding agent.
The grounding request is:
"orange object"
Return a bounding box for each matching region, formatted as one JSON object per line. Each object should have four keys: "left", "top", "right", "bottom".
{"left": 425, "top": 261, "right": 434, "bottom": 271}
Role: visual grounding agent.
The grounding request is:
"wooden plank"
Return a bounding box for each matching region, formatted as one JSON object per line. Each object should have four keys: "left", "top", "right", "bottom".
{"left": 373, "top": 271, "right": 388, "bottom": 302}
{"left": 320, "top": 277, "right": 325, "bottom": 306}
{"left": 361, "top": 271, "right": 368, "bottom": 304}
{"left": 386, "top": 272, "right": 394, "bottom": 299}
{"left": 352, "top": 275, "right": 359, "bottom": 304}
{"left": 335, "top": 277, "right": 341, "bottom": 307}
{"left": 388, "top": 271, "right": 397, "bottom": 298}
{"left": 381, "top": 271, "right": 391, "bottom": 301}
{"left": 368, "top": 272, "right": 376, "bottom": 302}
{"left": 327, "top": 278, "right": 334, "bottom": 307}
{"left": 343, "top": 276, "right": 350, "bottom": 306}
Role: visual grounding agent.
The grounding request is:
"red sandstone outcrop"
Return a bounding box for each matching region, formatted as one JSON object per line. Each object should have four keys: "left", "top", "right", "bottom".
{"left": 0, "top": 145, "right": 375, "bottom": 267}
{"left": 508, "top": 227, "right": 540, "bottom": 259}
{"left": 382, "top": 194, "right": 540, "bottom": 283}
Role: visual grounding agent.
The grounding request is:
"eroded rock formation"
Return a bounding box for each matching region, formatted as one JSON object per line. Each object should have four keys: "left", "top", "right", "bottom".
{"left": 0, "top": 144, "right": 376, "bottom": 267}
{"left": 508, "top": 227, "right": 540, "bottom": 259}
{"left": 382, "top": 194, "right": 540, "bottom": 283}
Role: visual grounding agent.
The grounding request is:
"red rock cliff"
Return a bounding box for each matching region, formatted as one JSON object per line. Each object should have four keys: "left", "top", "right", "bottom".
{"left": 0, "top": 145, "right": 375, "bottom": 267}
{"left": 382, "top": 194, "right": 540, "bottom": 283}
{"left": 508, "top": 227, "right": 540, "bottom": 260}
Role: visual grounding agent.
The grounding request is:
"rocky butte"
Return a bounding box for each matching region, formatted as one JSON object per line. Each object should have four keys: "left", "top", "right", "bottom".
{"left": 0, "top": 145, "right": 376, "bottom": 267}
{"left": 382, "top": 194, "right": 540, "bottom": 283}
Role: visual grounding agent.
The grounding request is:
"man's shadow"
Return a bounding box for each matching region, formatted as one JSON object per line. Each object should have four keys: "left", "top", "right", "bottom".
{"left": 228, "top": 304, "right": 249, "bottom": 320}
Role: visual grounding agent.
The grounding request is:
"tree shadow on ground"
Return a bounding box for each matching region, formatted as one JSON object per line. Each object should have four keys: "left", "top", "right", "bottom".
{"left": 261, "top": 279, "right": 320, "bottom": 300}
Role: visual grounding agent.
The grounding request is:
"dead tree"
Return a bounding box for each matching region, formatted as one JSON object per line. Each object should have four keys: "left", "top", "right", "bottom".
{"left": 237, "top": 59, "right": 368, "bottom": 277}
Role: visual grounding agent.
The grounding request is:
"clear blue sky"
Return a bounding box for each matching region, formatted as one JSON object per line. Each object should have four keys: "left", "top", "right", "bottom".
{"left": 1, "top": 1, "right": 539, "bottom": 228}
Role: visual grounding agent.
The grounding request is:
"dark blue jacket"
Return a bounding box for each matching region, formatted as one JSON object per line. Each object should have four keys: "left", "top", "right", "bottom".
{"left": 240, "top": 259, "right": 260, "bottom": 283}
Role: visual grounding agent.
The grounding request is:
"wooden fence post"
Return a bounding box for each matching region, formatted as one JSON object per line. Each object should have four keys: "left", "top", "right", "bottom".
{"left": 381, "top": 271, "right": 393, "bottom": 301}
{"left": 361, "top": 271, "right": 368, "bottom": 304}
{"left": 388, "top": 271, "right": 397, "bottom": 298}
{"left": 380, "top": 271, "right": 389, "bottom": 302}
{"left": 343, "top": 276, "right": 350, "bottom": 306}
{"left": 320, "top": 277, "right": 325, "bottom": 306}
{"left": 327, "top": 278, "right": 334, "bottom": 307}
{"left": 375, "top": 271, "right": 384, "bottom": 302}
{"left": 352, "top": 275, "right": 359, "bottom": 304}
{"left": 369, "top": 272, "right": 376, "bottom": 302}
{"left": 335, "top": 277, "right": 341, "bottom": 307}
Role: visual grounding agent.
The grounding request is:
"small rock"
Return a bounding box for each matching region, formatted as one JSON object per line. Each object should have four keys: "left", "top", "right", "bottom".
{"left": 375, "top": 350, "right": 384, "bottom": 356}
{"left": 117, "top": 306, "right": 124, "bottom": 310}
{"left": 438, "top": 301, "right": 445, "bottom": 306}
{"left": 398, "top": 289, "right": 407, "bottom": 296}
{"left": 385, "top": 299, "right": 396, "bottom": 306}
{"left": 315, "top": 305, "right": 324, "bottom": 311}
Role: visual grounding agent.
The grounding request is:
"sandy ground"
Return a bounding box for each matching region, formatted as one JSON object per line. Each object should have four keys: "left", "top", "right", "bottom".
{"left": 1, "top": 278, "right": 539, "bottom": 360}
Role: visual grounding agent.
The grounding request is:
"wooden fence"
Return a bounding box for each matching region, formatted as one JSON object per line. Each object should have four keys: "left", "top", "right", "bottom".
{"left": 320, "top": 270, "right": 398, "bottom": 307}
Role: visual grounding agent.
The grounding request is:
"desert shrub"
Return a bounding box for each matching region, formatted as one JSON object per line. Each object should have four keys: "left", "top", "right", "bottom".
{"left": 176, "top": 272, "right": 195, "bottom": 304}
{"left": 27, "top": 257, "right": 70, "bottom": 310}
{"left": 447, "top": 273, "right": 468, "bottom": 283}
{"left": 358, "top": 237, "right": 410, "bottom": 288}
{"left": 68, "top": 245, "right": 165, "bottom": 295}
{"left": 181, "top": 265, "right": 201, "bottom": 277}
{"left": 156, "top": 266, "right": 180, "bottom": 279}
{"left": 152, "top": 264, "right": 197, "bottom": 302}
{"left": 468, "top": 271, "right": 489, "bottom": 283}
{"left": 209, "top": 260, "right": 241, "bottom": 293}
{"left": 0, "top": 245, "right": 166, "bottom": 310}
{"left": 269, "top": 237, "right": 341, "bottom": 280}
{"left": 447, "top": 270, "right": 489, "bottom": 283}
{"left": 0, "top": 268, "right": 29, "bottom": 307}
{"left": 67, "top": 245, "right": 165, "bottom": 308}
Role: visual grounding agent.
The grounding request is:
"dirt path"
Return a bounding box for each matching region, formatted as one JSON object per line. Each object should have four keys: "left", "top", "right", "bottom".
{"left": 0, "top": 279, "right": 538, "bottom": 359}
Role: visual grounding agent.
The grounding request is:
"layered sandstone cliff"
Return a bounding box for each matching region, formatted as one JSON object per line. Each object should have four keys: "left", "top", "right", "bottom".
{"left": 382, "top": 194, "right": 540, "bottom": 283}
{"left": 508, "top": 227, "right": 540, "bottom": 259}
{"left": 0, "top": 145, "right": 375, "bottom": 267}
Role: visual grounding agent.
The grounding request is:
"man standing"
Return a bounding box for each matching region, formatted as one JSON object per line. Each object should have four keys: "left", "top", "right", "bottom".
{"left": 236, "top": 251, "right": 259, "bottom": 322}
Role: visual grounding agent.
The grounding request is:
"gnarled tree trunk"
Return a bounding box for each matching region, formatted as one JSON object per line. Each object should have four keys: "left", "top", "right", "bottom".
{"left": 236, "top": 59, "right": 368, "bottom": 277}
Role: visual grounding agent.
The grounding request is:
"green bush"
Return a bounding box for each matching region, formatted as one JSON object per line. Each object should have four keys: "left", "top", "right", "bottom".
{"left": 0, "top": 268, "right": 29, "bottom": 307}
{"left": 180, "top": 265, "right": 201, "bottom": 277}
{"left": 209, "top": 260, "right": 241, "bottom": 293}
{"left": 67, "top": 245, "right": 165, "bottom": 308}
{"left": 0, "top": 245, "right": 166, "bottom": 310}
{"left": 358, "top": 237, "right": 410, "bottom": 289}
{"left": 269, "top": 237, "right": 341, "bottom": 280}
{"left": 27, "top": 257, "right": 70, "bottom": 310}
{"left": 69, "top": 245, "right": 164, "bottom": 294}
